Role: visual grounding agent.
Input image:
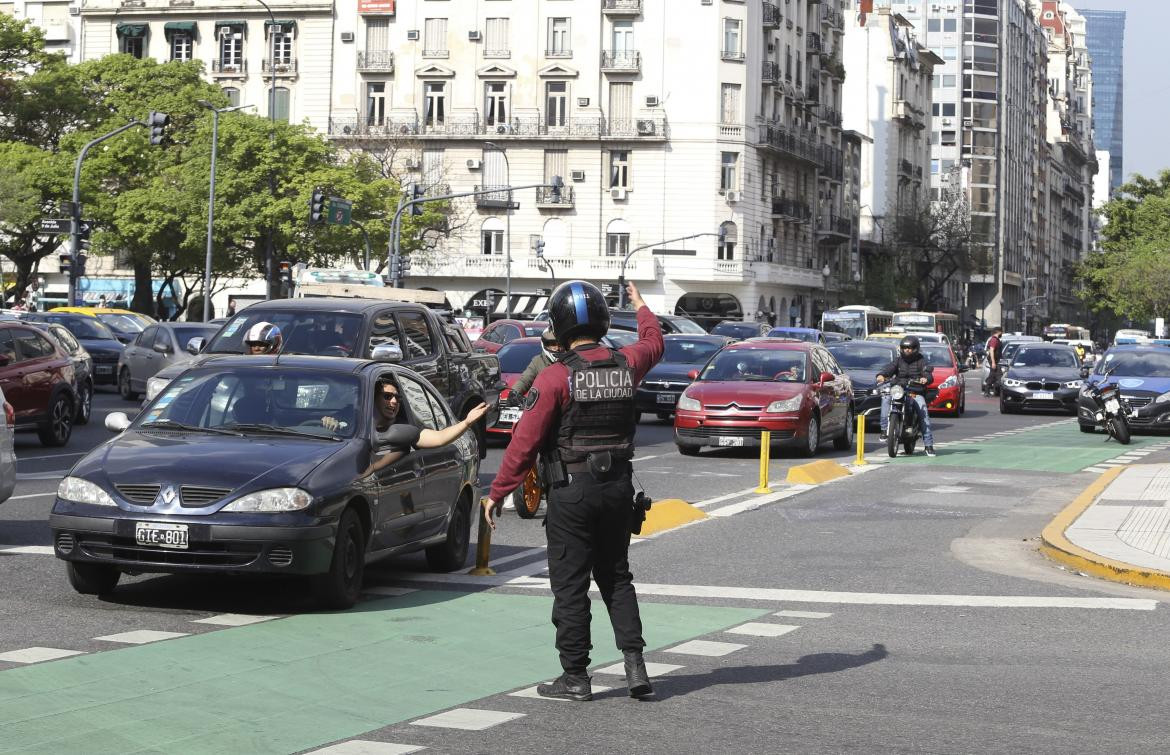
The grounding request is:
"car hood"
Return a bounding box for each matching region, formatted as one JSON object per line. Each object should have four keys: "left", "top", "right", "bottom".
{"left": 72, "top": 431, "right": 352, "bottom": 492}
{"left": 645, "top": 362, "right": 702, "bottom": 383}
{"left": 1006, "top": 365, "right": 1082, "bottom": 382}
{"left": 80, "top": 338, "right": 124, "bottom": 356}
{"left": 685, "top": 380, "right": 804, "bottom": 406}
{"left": 842, "top": 369, "right": 879, "bottom": 389}
{"left": 152, "top": 355, "right": 213, "bottom": 381}
{"left": 1086, "top": 375, "right": 1170, "bottom": 392}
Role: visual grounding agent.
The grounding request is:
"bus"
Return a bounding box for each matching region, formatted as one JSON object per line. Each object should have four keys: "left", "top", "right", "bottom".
{"left": 1043, "top": 324, "right": 1091, "bottom": 342}
{"left": 891, "top": 311, "right": 960, "bottom": 341}
{"left": 820, "top": 305, "right": 894, "bottom": 340}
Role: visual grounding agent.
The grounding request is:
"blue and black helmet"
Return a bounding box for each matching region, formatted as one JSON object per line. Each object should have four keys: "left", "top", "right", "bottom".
{"left": 548, "top": 280, "right": 610, "bottom": 347}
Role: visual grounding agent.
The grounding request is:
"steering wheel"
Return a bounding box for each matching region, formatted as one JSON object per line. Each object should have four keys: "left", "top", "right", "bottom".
{"left": 320, "top": 345, "right": 351, "bottom": 357}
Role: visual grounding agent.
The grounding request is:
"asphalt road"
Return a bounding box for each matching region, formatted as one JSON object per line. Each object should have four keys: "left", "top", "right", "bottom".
{"left": 3, "top": 377, "right": 1170, "bottom": 754}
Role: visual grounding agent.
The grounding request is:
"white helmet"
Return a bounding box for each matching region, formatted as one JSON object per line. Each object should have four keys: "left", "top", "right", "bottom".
{"left": 244, "top": 321, "right": 282, "bottom": 353}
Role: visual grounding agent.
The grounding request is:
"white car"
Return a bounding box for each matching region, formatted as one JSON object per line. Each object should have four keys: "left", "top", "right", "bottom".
{"left": 0, "top": 386, "right": 15, "bottom": 505}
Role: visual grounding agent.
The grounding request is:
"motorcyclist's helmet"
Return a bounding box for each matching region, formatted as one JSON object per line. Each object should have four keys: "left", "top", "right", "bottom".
{"left": 540, "top": 327, "right": 561, "bottom": 360}
{"left": 548, "top": 281, "right": 609, "bottom": 347}
{"left": 244, "top": 321, "right": 283, "bottom": 354}
{"left": 899, "top": 335, "right": 921, "bottom": 355}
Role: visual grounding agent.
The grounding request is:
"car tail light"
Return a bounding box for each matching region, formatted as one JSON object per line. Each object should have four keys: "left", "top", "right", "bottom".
{"left": 3, "top": 402, "right": 12, "bottom": 428}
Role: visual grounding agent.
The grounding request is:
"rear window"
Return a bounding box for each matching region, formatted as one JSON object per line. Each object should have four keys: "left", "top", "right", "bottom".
{"left": 663, "top": 338, "right": 723, "bottom": 364}
{"left": 523, "top": 323, "right": 549, "bottom": 337}
{"left": 828, "top": 343, "right": 895, "bottom": 369}
{"left": 498, "top": 341, "right": 543, "bottom": 373}
{"left": 920, "top": 346, "right": 955, "bottom": 367}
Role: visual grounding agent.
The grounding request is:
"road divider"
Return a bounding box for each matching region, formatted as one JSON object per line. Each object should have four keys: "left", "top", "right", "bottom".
{"left": 640, "top": 498, "right": 708, "bottom": 536}
{"left": 786, "top": 460, "right": 852, "bottom": 485}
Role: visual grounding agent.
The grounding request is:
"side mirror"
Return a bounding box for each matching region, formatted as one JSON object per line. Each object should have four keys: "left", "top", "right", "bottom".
{"left": 186, "top": 337, "right": 205, "bottom": 355}
{"left": 819, "top": 371, "right": 835, "bottom": 384}
{"left": 105, "top": 412, "right": 130, "bottom": 432}
{"left": 153, "top": 340, "right": 172, "bottom": 354}
{"left": 1080, "top": 366, "right": 1091, "bottom": 379}
{"left": 687, "top": 369, "right": 699, "bottom": 381}
{"left": 379, "top": 423, "right": 420, "bottom": 450}
{"left": 371, "top": 343, "right": 403, "bottom": 363}
{"left": 0, "top": 354, "right": 9, "bottom": 367}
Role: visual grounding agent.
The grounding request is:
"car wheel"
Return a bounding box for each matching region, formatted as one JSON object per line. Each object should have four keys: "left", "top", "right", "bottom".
{"left": 66, "top": 561, "right": 120, "bottom": 595}
{"left": 800, "top": 414, "right": 820, "bottom": 457}
{"left": 833, "top": 407, "right": 855, "bottom": 451}
{"left": 426, "top": 491, "right": 472, "bottom": 572}
{"left": 515, "top": 467, "right": 542, "bottom": 519}
{"left": 119, "top": 368, "right": 139, "bottom": 401}
{"left": 75, "top": 381, "right": 93, "bottom": 425}
{"left": 677, "top": 443, "right": 701, "bottom": 457}
{"left": 314, "top": 507, "right": 366, "bottom": 610}
{"left": 958, "top": 392, "right": 966, "bottom": 416}
{"left": 999, "top": 398, "right": 1016, "bottom": 415}
{"left": 37, "top": 393, "right": 73, "bottom": 447}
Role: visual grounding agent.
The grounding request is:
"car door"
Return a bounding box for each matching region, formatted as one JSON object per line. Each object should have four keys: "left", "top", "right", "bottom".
{"left": 0, "top": 330, "right": 27, "bottom": 422}
{"left": 396, "top": 372, "right": 460, "bottom": 539}
{"left": 148, "top": 328, "right": 176, "bottom": 378}
{"left": 397, "top": 310, "right": 449, "bottom": 398}
{"left": 364, "top": 368, "right": 422, "bottom": 550}
{"left": 809, "top": 349, "right": 839, "bottom": 433}
{"left": 127, "top": 326, "right": 155, "bottom": 388}
{"left": 821, "top": 348, "right": 852, "bottom": 427}
{"left": 12, "top": 328, "right": 60, "bottom": 422}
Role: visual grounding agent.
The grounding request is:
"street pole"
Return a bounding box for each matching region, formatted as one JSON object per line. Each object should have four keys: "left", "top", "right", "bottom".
{"left": 618, "top": 232, "right": 721, "bottom": 309}
{"left": 352, "top": 220, "right": 372, "bottom": 271}
{"left": 483, "top": 142, "right": 511, "bottom": 318}
{"left": 198, "top": 101, "right": 251, "bottom": 322}
{"left": 256, "top": 0, "right": 277, "bottom": 299}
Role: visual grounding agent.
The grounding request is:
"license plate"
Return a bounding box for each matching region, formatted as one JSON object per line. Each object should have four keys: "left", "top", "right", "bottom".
{"left": 499, "top": 407, "right": 522, "bottom": 424}
{"left": 1034, "top": 392, "right": 1053, "bottom": 400}
{"left": 717, "top": 436, "right": 745, "bottom": 447}
{"left": 96, "top": 365, "right": 114, "bottom": 374}
{"left": 656, "top": 393, "right": 677, "bottom": 405}
{"left": 135, "top": 522, "right": 188, "bottom": 550}
{"left": 1106, "top": 399, "right": 1121, "bottom": 413}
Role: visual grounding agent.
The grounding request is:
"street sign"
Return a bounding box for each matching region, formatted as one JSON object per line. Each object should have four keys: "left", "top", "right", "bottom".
{"left": 39, "top": 218, "right": 72, "bottom": 234}
{"left": 328, "top": 197, "right": 352, "bottom": 226}
{"left": 77, "top": 220, "right": 94, "bottom": 235}
{"left": 59, "top": 201, "right": 77, "bottom": 218}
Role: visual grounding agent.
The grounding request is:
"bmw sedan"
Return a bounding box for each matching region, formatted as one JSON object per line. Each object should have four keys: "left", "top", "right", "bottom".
{"left": 50, "top": 356, "right": 480, "bottom": 609}
{"left": 1000, "top": 344, "right": 1082, "bottom": 414}
{"left": 636, "top": 334, "right": 730, "bottom": 420}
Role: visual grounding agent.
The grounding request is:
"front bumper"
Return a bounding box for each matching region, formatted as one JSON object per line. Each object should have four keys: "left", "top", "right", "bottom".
{"left": 93, "top": 361, "right": 119, "bottom": 384}
{"left": 674, "top": 411, "right": 802, "bottom": 449}
{"left": 1002, "top": 385, "right": 1078, "bottom": 412}
{"left": 928, "top": 385, "right": 962, "bottom": 413}
{"left": 635, "top": 387, "right": 685, "bottom": 414}
{"left": 49, "top": 511, "right": 336, "bottom": 576}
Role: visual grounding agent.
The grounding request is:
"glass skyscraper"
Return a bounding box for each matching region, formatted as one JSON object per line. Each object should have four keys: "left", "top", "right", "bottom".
{"left": 1081, "top": 9, "right": 1125, "bottom": 192}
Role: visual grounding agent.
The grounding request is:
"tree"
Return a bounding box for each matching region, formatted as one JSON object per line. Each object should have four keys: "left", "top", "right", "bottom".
{"left": 0, "top": 142, "right": 71, "bottom": 298}
{"left": 881, "top": 195, "right": 981, "bottom": 312}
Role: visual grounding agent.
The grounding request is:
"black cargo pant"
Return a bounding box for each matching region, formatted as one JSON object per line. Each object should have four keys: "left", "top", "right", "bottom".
{"left": 544, "top": 460, "right": 645, "bottom": 675}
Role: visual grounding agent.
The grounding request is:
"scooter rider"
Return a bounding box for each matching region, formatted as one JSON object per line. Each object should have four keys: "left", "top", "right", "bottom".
{"left": 482, "top": 280, "right": 664, "bottom": 702}
{"left": 508, "top": 328, "right": 563, "bottom": 403}
{"left": 876, "top": 335, "right": 936, "bottom": 457}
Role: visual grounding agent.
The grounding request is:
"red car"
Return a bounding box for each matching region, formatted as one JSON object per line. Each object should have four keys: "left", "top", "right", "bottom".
{"left": 473, "top": 319, "right": 550, "bottom": 354}
{"left": 0, "top": 324, "right": 77, "bottom": 446}
{"left": 919, "top": 343, "right": 967, "bottom": 416}
{"left": 488, "top": 337, "right": 544, "bottom": 436}
{"left": 674, "top": 339, "right": 854, "bottom": 457}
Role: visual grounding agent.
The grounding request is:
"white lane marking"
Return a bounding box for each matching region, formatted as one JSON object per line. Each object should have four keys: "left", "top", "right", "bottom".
{"left": 390, "top": 572, "right": 1158, "bottom": 610}
{"left": 308, "top": 742, "right": 426, "bottom": 754}
{"left": 707, "top": 486, "right": 812, "bottom": 518}
{"left": 0, "top": 647, "right": 85, "bottom": 664}
{"left": 15, "top": 452, "right": 87, "bottom": 462}
{"left": 633, "top": 454, "right": 664, "bottom": 462}
{"left": 725, "top": 622, "right": 801, "bottom": 637}
{"left": 509, "top": 682, "right": 613, "bottom": 701}
{"left": 488, "top": 546, "right": 547, "bottom": 568}
{"left": 94, "top": 630, "right": 189, "bottom": 644}
{"left": 364, "top": 586, "right": 419, "bottom": 598}
{"left": 774, "top": 610, "right": 833, "bottom": 619}
{"left": 593, "top": 661, "right": 683, "bottom": 677}
{"left": 0, "top": 545, "right": 54, "bottom": 555}
{"left": 411, "top": 708, "right": 525, "bottom": 731}
{"left": 694, "top": 486, "right": 760, "bottom": 508}
{"left": 191, "top": 614, "right": 279, "bottom": 627}
{"left": 7, "top": 492, "right": 56, "bottom": 501}
{"left": 916, "top": 486, "right": 970, "bottom": 494}
{"left": 663, "top": 640, "right": 746, "bottom": 657}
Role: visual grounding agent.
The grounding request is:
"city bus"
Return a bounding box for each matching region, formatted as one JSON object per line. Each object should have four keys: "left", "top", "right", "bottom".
{"left": 820, "top": 305, "right": 894, "bottom": 340}
{"left": 1043, "top": 324, "right": 1091, "bottom": 341}
{"left": 891, "top": 311, "right": 960, "bottom": 341}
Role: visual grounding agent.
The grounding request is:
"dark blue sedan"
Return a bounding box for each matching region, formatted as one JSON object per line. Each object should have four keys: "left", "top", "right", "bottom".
{"left": 635, "top": 334, "right": 731, "bottom": 420}
{"left": 50, "top": 355, "right": 480, "bottom": 608}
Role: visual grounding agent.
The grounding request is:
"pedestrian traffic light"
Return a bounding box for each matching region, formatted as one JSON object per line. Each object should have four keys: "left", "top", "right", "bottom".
{"left": 58, "top": 253, "right": 71, "bottom": 275}
{"left": 535, "top": 239, "right": 546, "bottom": 258}
{"left": 75, "top": 253, "right": 88, "bottom": 278}
{"left": 279, "top": 260, "right": 293, "bottom": 284}
{"left": 409, "top": 183, "right": 425, "bottom": 216}
{"left": 147, "top": 111, "right": 170, "bottom": 146}
{"left": 389, "top": 255, "right": 401, "bottom": 281}
{"left": 309, "top": 189, "right": 326, "bottom": 226}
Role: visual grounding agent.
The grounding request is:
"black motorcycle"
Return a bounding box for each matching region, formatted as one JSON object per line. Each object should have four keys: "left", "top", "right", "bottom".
{"left": 882, "top": 379, "right": 934, "bottom": 458}
{"left": 1080, "top": 367, "right": 1131, "bottom": 444}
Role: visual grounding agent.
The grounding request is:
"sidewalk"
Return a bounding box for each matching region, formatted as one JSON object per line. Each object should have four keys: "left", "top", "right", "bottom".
{"left": 1042, "top": 464, "right": 1170, "bottom": 590}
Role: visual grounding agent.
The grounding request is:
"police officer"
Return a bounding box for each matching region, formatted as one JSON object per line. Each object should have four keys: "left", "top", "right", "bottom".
{"left": 483, "top": 280, "right": 664, "bottom": 702}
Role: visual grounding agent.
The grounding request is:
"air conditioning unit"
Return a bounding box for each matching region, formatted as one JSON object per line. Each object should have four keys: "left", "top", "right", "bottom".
{"left": 577, "top": 97, "right": 590, "bottom": 107}
{"left": 645, "top": 95, "right": 660, "bottom": 108}
{"left": 495, "top": 124, "right": 514, "bottom": 135}
{"left": 466, "top": 158, "right": 482, "bottom": 170}
{"left": 940, "top": 118, "right": 953, "bottom": 126}
{"left": 405, "top": 157, "right": 421, "bottom": 170}
{"left": 635, "top": 119, "right": 656, "bottom": 136}
{"left": 963, "top": 119, "right": 974, "bottom": 127}
{"left": 340, "top": 31, "right": 354, "bottom": 42}
{"left": 468, "top": 30, "right": 482, "bottom": 41}
{"left": 725, "top": 191, "right": 741, "bottom": 203}
{"left": 69, "top": 5, "right": 80, "bottom": 14}
{"left": 611, "top": 187, "right": 628, "bottom": 200}
{"left": 570, "top": 169, "right": 586, "bottom": 181}
{"left": 406, "top": 30, "right": 420, "bottom": 41}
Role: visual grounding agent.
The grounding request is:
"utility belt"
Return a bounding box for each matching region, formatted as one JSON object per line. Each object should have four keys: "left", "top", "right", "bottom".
{"left": 541, "top": 449, "right": 631, "bottom": 486}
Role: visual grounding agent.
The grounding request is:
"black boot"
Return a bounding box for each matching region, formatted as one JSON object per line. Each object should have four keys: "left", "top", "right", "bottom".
{"left": 623, "top": 651, "right": 653, "bottom": 698}
{"left": 537, "top": 673, "right": 592, "bottom": 702}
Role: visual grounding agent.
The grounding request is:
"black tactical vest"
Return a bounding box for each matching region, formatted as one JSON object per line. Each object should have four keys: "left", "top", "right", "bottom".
{"left": 555, "top": 346, "right": 637, "bottom": 463}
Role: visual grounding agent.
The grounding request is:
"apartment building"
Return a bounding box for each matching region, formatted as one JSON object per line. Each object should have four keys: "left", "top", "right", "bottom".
{"left": 2, "top": 0, "right": 81, "bottom": 62}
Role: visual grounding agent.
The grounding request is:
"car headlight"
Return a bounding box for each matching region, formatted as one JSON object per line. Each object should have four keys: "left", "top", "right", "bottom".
{"left": 221, "top": 487, "right": 312, "bottom": 513}
{"left": 1157, "top": 391, "right": 1170, "bottom": 404}
{"left": 58, "top": 476, "right": 116, "bottom": 507}
{"left": 1002, "top": 377, "right": 1024, "bottom": 387}
{"left": 676, "top": 394, "right": 701, "bottom": 411}
{"left": 146, "top": 376, "right": 171, "bottom": 401}
{"left": 1065, "top": 380, "right": 1083, "bottom": 389}
{"left": 890, "top": 385, "right": 905, "bottom": 400}
{"left": 766, "top": 395, "right": 803, "bottom": 412}
{"left": 939, "top": 375, "right": 957, "bottom": 389}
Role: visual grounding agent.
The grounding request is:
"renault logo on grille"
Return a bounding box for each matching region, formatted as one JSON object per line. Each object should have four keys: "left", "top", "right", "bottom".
{"left": 155, "top": 484, "right": 179, "bottom": 506}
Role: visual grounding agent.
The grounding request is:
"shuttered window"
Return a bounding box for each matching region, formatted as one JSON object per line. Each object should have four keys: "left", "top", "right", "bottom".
{"left": 424, "top": 18, "right": 448, "bottom": 57}
{"left": 365, "top": 18, "right": 390, "bottom": 50}
{"left": 485, "top": 18, "right": 509, "bottom": 57}
{"left": 544, "top": 150, "right": 567, "bottom": 184}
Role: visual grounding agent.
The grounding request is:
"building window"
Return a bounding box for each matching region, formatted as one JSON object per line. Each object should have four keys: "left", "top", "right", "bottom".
{"left": 928, "top": 19, "right": 941, "bottom": 32}
{"left": 943, "top": 46, "right": 957, "bottom": 61}
{"left": 547, "top": 17, "right": 570, "bottom": 56}
{"left": 940, "top": 130, "right": 956, "bottom": 146}
{"left": 269, "top": 28, "right": 293, "bottom": 66}
{"left": 718, "top": 221, "right": 737, "bottom": 261}
{"left": 943, "top": 74, "right": 956, "bottom": 87}
{"left": 365, "top": 17, "right": 389, "bottom": 52}
{"left": 481, "top": 219, "right": 505, "bottom": 255}
{"left": 608, "top": 81, "right": 632, "bottom": 130}
{"left": 545, "top": 81, "right": 568, "bottom": 128}
{"left": 366, "top": 82, "right": 387, "bottom": 126}
{"left": 485, "top": 17, "right": 509, "bottom": 57}
{"left": 544, "top": 149, "right": 567, "bottom": 186}
{"left": 943, "top": 18, "right": 957, "bottom": 32}
{"left": 169, "top": 32, "right": 193, "bottom": 62}
{"left": 606, "top": 232, "right": 629, "bottom": 258}
{"left": 118, "top": 24, "right": 147, "bottom": 58}
{"left": 720, "top": 83, "right": 741, "bottom": 124}
{"left": 484, "top": 81, "right": 508, "bottom": 126}
{"left": 222, "top": 87, "right": 240, "bottom": 107}
{"left": 273, "top": 87, "right": 290, "bottom": 122}
{"left": 720, "top": 152, "right": 738, "bottom": 192}
{"left": 611, "top": 19, "right": 633, "bottom": 53}
{"left": 931, "top": 159, "right": 940, "bottom": 175}
{"left": 422, "top": 149, "right": 444, "bottom": 188}
{"left": 424, "top": 81, "right": 446, "bottom": 127}
{"left": 424, "top": 18, "right": 448, "bottom": 57}
{"left": 218, "top": 25, "right": 245, "bottom": 71}
{"left": 609, "top": 151, "right": 630, "bottom": 189}
{"left": 722, "top": 18, "right": 741, "bottom": 58}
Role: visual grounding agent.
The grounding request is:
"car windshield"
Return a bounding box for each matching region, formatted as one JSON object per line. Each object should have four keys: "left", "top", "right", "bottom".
{"left": 663, "top": 338, "right": 724, "bottom": 364}
{"left": 828, "top": 343, "right": 894, "bottom": 369}
{"left": 206, "top": 311, "right": 365, "bottom": 355}
{"left": 498, "top": 341, "right": 543, "bottom": 373}
{"left": 138, "top": 368, "right": 361, "bottom": 439}
{"left": 667, "top": 317, "right": 708, "bottom": 335}
{"left": 712, "top": 323, "right": 759, "bottom": 339}
{"left": 700, "top": 350, "right": 807, "bottom": 382}
{"left": 1097, "top": 351, "right": 1170, "bottom": 378}
{"left": 769, "top": 329, "right": 817, "bottom": 343}
{"left": 95, "top": 313, "right": 145, "bottom": 334}
{"left": 50, "top": 316, "right": 116, "bottom": 340}
{"left": 605, "top": 330, "right": 638, "bottom": 348}
{"left": 1013, "top": 348, "right": 1078, "bottom": 368}
{"left": 920, "top": 346, "right": 955, "bottom": 367}
{"left": 173, "top": 326, "right": 218, "bottom": 349}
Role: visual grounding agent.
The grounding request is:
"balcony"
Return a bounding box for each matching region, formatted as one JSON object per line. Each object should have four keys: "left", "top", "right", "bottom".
{"left": 328, "top": 112, "right": 666, "bottom": 141}
{"left": 545, "top": 47, "right": 572, "bottom": 58}
{"left": 770, "top": 197, "right": 813, "bottom": 222}
{"left": 807, "top": 32, "right": 821, "bottom": 54}
{"left": 819, "top": 146, "right": 843, "bottom": 182}
{"left": 536, "top": 185, "right": 575, "bottom": 209}
{"left": 762, "top": 2, "right": 780, "bottom": 29}
{"left": 329, "top": 115, "right": 420, "bottom": 138}
{"left": 821, "top": 107, "right": 842, "bottom": 127}
{"left": 420, "top": 112, "right": 481, "bottom": 136}
{"left": 211, "top": 59, "right": 246, "bottom": 77}
{"left": 761, "top": 61, "right": 780, "bottom": 85}
{"left": 357, "top": 50, "right": 394, "bottom": 72}
{"left": 757, "top": 125, "right": 819, "bottom": 165}
{"left": 899, "top": 159, "right": 914, "bottom": 177}
{"left": 817, "top": 214, "right": 852, "bottom": 239}
{"left": 821, "top": 6, "right": 843, "bottom": 27}
{"left": 600, "top": 50, "right": 641, "bottom": 73}
{"left": 262, "top": 58, "right": 297, "bottom": 77}
{"left": 475, "top": 185, "right": 512, "bottom": 209}
{"left": 603, "top": 0, "right": 642, "bottom": 15}
{"left": 722, "top": 49, "right": 746, "bottom": 62}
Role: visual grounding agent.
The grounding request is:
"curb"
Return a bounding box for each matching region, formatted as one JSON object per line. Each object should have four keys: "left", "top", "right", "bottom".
{"left": 786, "top": 459, "right": 852, "bottom": 485}
{"left": 1039, "top": 465, "right": 1170, "bottom": 591}
{"left": 639, "top": 498, "right": 707, "bottom": 536}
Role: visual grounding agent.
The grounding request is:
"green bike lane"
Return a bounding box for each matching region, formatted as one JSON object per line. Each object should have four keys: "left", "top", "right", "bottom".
{"left": 0, "top": 589, "right": 765, "bottom": 754}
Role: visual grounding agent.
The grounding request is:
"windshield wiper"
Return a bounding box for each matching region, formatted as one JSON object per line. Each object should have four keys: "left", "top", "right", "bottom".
{"left": 140, "top": 419, "right": 243, "bottom": 436}
{"left": 222, "top": 423, "right": 342, "bottom": 441}
{"left": 738, "top": 375, "right": 778, "bottom": 381}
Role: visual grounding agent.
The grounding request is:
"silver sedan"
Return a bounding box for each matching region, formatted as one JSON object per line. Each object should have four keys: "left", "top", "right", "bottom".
{"left": 117, "top": 322, "right": 219, "bottom": 401}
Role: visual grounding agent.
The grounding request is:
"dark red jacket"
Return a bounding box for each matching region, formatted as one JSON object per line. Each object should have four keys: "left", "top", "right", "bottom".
{"left": 489, "top": 306, "right": 664, "bottom": 501}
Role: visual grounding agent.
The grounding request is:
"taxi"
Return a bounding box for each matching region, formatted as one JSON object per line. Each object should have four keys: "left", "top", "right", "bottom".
{"left": 50, "top": 307, "right": 156, "bottom": 345}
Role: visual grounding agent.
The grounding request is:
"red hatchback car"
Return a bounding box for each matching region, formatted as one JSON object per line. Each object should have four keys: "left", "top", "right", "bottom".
{"left": 487, "top": 336, "right": 544, "bottom": 437}
{"left": 919, "top": 343, "right": 967, "bottom": 416}
{"left": 674, "top": 339, "right": 854, "bottom": 457}
{"left": 0, "top": 324, "right": 77, "bottom": 446}
{"left": 473, "top": 319, "right": 550, "bottom": 354}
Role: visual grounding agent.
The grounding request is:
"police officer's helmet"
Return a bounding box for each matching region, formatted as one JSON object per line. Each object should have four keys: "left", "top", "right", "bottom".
{"left": 547, "top": 281, "right": 610, "bottom": 347}
{"left": 899, "top": 335, "right": 921, "bottom": 354}
{"left": 244, "top": 321, "right": 283, "bottom": 353}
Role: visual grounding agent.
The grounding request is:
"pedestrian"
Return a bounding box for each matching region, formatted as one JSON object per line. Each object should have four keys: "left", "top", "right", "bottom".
{"left": 483, "top": 280, "right": 664, "bottom": 702}
{"left": 507, "top": 327, "right": 562, "bottom": 403}
{"left": 983, "top": 327, "right": 1004, "bottom": 396}
{"left": 227, "top": 299, "right": 237, "bottom": 317}
{"left": 98, "top": 294, "right": 107, "bottom": 308}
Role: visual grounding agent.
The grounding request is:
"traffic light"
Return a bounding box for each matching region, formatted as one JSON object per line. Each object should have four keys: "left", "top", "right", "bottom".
{"left": 58, "top": 253, "right": 71, "bottom": 275}
{"left": 147, "top": 111, "right": 170, "bottom": 146}
{"left": 535, "top": 239, "right": 546, "bottom": 258}
{"left": 400, "top": 255, "right": 411, "bottom": 280}
{"left": 309, "top": 189, "right": 326, "bottom": 226}
{"left": 279, "top": 261, "right": 293, "bottom": 284}
{"left": 278, "top": 260, "right": 294, "bottom": 297}
{"left": 409, "top": 183, "right": 425, "bottom": 216}
{"left": 389, "top": 255, "right": 401, "bottom": 283}
{"left": 75, "top": 253, "right": 87, "bottom": 278}
{"left": 549, "top": 175, "right": 563, "bottom": 203}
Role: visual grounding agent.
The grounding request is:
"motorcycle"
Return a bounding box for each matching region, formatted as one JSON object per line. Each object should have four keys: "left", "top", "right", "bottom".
{"left": 882, "top": 380, "right": 933, "bottom": 458}
{"left": 1080, "top": 367, "right": 1131, "bottom": 444}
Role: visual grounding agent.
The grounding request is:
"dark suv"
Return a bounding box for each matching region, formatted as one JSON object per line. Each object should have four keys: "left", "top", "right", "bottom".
{"left": 0, "top": 324, "right": 77, "bottom": 446}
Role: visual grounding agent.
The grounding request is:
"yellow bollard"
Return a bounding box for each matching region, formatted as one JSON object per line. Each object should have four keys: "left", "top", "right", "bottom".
{"left": 755, "top": 430, "right": 773, "bottom": 494}
{"left": 467, "top": 498, "right": 497, "bottom": 576}
{"left": 854, "top": 412, "right": 868, "bottom": 466}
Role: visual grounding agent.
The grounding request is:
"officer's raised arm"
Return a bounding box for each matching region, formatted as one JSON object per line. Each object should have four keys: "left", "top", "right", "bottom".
{"left": 619, "top": 282, "right": 665, "bottom": 380}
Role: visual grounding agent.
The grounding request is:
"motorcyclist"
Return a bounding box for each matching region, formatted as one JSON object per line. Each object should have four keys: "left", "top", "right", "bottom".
{"left": 508, "top": 328, "right": 562, "bottom": 404}
{"left": 244, "top": 322, "right": 283, "bottom": 355}
{"left": 876, "top": 335, "right": 936, "bottom": 457}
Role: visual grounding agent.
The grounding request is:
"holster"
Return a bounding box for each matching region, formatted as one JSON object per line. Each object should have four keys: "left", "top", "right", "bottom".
{"left": 540, "top": 449, "right": 568, "bottom": 488}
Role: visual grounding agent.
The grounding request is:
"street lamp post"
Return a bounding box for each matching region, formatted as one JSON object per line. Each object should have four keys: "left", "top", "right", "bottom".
{"left": 255, "top": 0, "right": 277, "bottom": 299}
{"left": 197, "top": 100, "right": 252, "bottom": 322}
{"left": 483, "top": 141, "right": 511, "bottom": 319}
{"left": 821, "top": 263, "right": 832, "bottom": 322}
{"left": 618, "top": 231, "right": 723, "bottom": 309}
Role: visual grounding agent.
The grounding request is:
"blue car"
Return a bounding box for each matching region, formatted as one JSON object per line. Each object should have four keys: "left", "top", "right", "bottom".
{"left": 1077, "top": 345, "right": 1170, "bottom": 432}
{"left": 635, "top": 334, "right": 731, "bottom": 419}
{"left": 766, "top": 327, "right": 828, "bottom": 344}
